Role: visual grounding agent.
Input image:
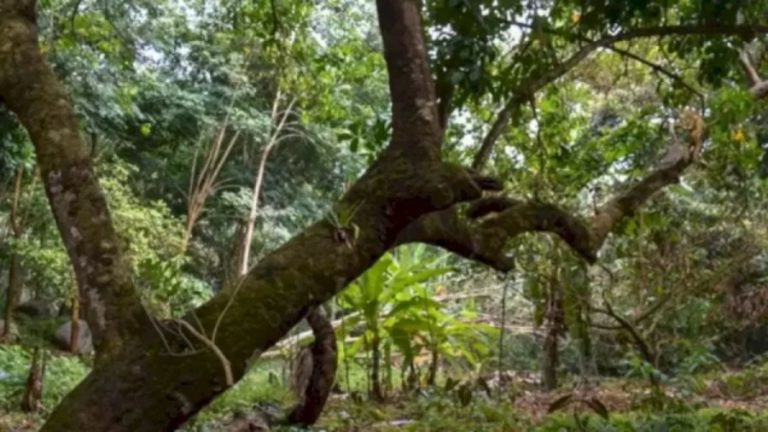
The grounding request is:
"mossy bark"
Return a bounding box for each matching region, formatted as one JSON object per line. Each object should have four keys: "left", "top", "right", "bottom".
{"left": 0, "top": 1, "right": 147, "bottom": 360}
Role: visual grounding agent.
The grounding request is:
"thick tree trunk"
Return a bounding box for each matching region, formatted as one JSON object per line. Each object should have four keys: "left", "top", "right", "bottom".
{"left": 0, "top": 1, "right": 148, "bottom": 360}
{"left": 39, "top": 159, "right": 482, "bottom": 431}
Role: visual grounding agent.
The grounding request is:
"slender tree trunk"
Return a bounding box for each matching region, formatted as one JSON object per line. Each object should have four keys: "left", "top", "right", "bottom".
{"left": 182, "top": 128, "right": 241, "bottom": 255}
{"left": 384, "top": 341, "right": 393, "bottom": 393}
{"left": 370, "top": 330, "right": 383, "bottom": 401}
{"left": 3, "top": 167, "right": 24, "bottom": 341}
{"left": 2, "top": 255, "right": 21, "bottom": 340}
{"left": 542, "top": 288, "right": 563, "bottom": 391}
{"left": 235, "top": 94, "right": 295, "bottom": 276}
{"left": 180, "top": 219, "right": 195, "bottom": 256}
{"left": 69, "top": 293, "right": 80, "bottom": 354}
{"left": 21, "top": 348, "right": 45, "bottom": 413}
{"left": 542, "top": 325, "right": 559, "bottom": 391}
{"left": 599, "top": 296, "right": 659, "bottom": 386}
{"left": 407, "top": 362, "right": 418, "bottom": 391}
{"left": 236, "top": 143, "right": 272, "bottom": 275}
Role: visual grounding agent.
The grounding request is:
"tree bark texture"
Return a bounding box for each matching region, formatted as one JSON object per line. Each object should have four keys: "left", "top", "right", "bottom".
{"left": 0, "top": 1, "right": 147, "bottom": 360}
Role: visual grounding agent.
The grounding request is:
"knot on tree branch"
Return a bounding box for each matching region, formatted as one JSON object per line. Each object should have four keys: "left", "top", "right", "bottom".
{"left": 411, "top": 162, "right": 504, "bottom": 212}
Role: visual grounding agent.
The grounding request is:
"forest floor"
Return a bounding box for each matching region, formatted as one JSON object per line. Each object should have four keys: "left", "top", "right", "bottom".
{"left": 2, "top": 356, "right": 768, "bottom": 431}
{"left": 311, "top": 367, "right": 768, "bottom": 431}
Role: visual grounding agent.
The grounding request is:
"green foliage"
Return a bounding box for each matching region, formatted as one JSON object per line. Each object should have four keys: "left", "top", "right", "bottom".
{"left": 0, "top": 346, "right": 88, "bottom": 415}
{"left": 713, "top": 360, "right": 768, "bottom": 399}
{"left": 339, "top": 245, "right": 497, "bottom": 391}
{"left": 535, "top": 410, "right": 768, "bottom": 432}
{"left": 319, "top": 388, "right": 529, "bottom": 431}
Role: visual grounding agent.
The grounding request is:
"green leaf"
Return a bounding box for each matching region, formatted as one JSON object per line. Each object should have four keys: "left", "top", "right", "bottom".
{"left": 391, "top": 267, "right": 453, "bottom": 291}
{"left": 139, "top": 123, "right": 152, "bottom": 136}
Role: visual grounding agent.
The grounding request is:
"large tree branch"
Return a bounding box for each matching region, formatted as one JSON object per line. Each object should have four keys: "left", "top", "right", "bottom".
{"left": 396, "top": 199, "right": 594, "bottom": 270}
{"left": 0, "top": 0, "right": 146, "bottom": 360}
{"left": 473, "top": 23, "right": 768, "bottom": 170}
{"left": 402, "top": 112, "right": 704, "bottom": 269}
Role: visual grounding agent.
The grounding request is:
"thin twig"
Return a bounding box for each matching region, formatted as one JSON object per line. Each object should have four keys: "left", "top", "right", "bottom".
{"left": 175, "top": 319, "right": 234, "bottom": 387}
